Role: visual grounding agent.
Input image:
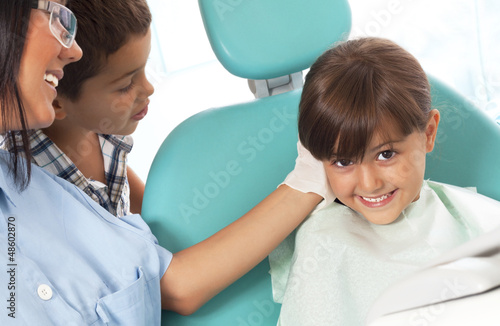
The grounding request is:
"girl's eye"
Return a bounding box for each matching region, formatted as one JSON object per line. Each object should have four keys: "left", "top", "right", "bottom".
{"left": 332, "top": 159, "right": 353, "bottom": 168}
{"left": 378, "top": 150, "right": 396, "bottom": 161}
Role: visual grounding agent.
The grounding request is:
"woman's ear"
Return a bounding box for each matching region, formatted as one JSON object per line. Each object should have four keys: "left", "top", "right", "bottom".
{"left": 425, "top": 109, "right": 440, "bottom": 152}
{"left": 52, "top": 98, "right": 67, "bottom": 120}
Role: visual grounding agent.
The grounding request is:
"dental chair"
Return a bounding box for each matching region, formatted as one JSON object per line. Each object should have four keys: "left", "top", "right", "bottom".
{"left": 425, "top": 77, "right": 500, "bottom": 201}
{"left": 142, "top": 1, "right": 500, "bottom": 325}
{"left": 142, "top": 0, "right": 351, "bottom": 325}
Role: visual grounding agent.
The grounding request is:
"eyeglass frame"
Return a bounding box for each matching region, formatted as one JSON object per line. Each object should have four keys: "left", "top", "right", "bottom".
{"left": 30, "top": 0, "right": 77, "bottom": 48}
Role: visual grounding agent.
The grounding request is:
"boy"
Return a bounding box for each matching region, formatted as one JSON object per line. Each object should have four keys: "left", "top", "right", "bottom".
{"left": 5, "top": 0, "right": 153, "bottom": 216}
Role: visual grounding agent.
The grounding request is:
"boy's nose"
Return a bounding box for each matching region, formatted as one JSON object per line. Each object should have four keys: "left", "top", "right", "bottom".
{"left": 139, "top": 75, "right": 155, "bottom": 98}
{"left": 144, "top": 79, "right": 154, "bottom": 97}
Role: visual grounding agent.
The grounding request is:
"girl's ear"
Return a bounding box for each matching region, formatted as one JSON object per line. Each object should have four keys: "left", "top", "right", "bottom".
{"left": 52, "top": 98, "right": 67, "bottom": 120}
{"left": 425, "top": 109, "right": 440, "bottom": 152}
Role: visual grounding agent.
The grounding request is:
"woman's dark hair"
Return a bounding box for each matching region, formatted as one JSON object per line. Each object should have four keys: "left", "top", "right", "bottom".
{"left": 298, "top": 37, "right": 432, "bottom": 162}
{"left": 0, "top": 0, "right": 33, "bottom": 190}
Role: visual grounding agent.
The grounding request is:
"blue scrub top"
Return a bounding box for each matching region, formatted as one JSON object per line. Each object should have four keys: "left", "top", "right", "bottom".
{"left": 0, "top": 151, "right": 172, "bottom": 325}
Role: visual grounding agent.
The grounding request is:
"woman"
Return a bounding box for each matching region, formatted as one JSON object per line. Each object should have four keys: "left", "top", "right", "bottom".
{"left": 1, "top": 1, "right": 329, "bottom": 324}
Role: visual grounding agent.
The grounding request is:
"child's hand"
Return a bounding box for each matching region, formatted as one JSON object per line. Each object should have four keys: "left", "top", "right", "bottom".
{"left": 282, "top": 141, "right": 335, "bottom": 210}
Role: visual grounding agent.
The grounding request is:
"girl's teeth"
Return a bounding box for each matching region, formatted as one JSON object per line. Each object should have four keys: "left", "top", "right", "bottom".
{"left": 44, "top": 73, "right": 59, "bottom": 87}
{"left": 362, "top": 193, "right": 390, "bottom": 203}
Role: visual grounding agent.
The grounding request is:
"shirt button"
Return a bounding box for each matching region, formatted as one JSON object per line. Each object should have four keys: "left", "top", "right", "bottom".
{"left": 37, "top": 284, "right": 53, "bottom": 300}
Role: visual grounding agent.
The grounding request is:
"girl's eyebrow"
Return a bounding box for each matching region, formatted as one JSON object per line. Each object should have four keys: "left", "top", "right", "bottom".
{"left": 368, "top": 138, "right": 404, "bottom": 153}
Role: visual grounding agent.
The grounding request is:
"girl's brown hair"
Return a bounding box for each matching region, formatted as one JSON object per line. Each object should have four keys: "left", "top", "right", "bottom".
{"left": 298, "top": 37, "right": 432, "bottom": 162}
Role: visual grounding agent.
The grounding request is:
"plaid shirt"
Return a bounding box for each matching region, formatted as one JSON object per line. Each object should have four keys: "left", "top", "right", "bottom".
{"left": 4, "top": 130, "right": 133, "bottom": 217}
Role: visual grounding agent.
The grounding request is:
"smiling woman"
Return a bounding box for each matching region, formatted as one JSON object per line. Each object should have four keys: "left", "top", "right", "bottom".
{"left": 15, "top": 1, "right": 80, "bottom": 129}
{"left": 1, "top": 0, "right": 81, "bottom": 188}
{"left": 0, "top": 2, "right": 175, "bottom": 324}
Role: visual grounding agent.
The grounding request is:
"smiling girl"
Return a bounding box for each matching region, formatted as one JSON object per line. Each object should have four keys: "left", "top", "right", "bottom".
{"left": 270, "top": 37, "right": 500, "bottom": 326}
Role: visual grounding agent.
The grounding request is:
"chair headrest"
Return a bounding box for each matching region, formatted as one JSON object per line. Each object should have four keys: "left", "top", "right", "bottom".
{"left": 199, "top": 0, "right": 352, "bottom": 80}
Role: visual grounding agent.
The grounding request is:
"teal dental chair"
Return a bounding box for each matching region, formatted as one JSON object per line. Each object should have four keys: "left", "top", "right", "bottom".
{"left": 142, "top": 1, "right": 500, "bottom": 326}
{"left": 142, "top": 0, "right": 352, "bottom": 325}
{"left": 425, "top": 76, "right": 500, "bottom": 201}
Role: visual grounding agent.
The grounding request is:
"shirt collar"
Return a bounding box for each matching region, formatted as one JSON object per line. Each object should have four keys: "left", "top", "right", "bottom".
{"left": 98, "top": 134, "right": 133, "bottom": 154}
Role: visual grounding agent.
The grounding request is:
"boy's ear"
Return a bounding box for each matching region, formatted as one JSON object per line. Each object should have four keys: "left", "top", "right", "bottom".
{"left": 52, "top": 98, "right": 67, "bottom": 120}
{"left": 425, "top": 109, "right": 440, "bottom": 153}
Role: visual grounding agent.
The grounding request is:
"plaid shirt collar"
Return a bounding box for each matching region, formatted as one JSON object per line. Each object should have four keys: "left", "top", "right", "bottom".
{"left": 6, "top": 130, "right": 133, "bottom": 217}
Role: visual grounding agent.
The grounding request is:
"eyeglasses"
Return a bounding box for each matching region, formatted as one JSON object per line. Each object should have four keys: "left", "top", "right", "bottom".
{"left": 31, "top": 0, "right": 77, "bottom": 48}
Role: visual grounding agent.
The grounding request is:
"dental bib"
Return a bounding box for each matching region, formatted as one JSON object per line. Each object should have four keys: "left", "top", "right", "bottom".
{"left": 269, "top": 180, "right": 500, "bottom": 326}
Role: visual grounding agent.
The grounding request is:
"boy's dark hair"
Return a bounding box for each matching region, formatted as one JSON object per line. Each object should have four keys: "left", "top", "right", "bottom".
{"left": 0, "top": 0, "right": 33, "bottom": 190}
{"left": 58, "top": 0, "right": 152, "bottom": 100}
{"left": 298, "top": 37, "right": 432, "bottom": 162}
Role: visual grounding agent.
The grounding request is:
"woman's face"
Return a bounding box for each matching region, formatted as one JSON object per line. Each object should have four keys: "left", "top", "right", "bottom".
{"left": 16, "top": 2, "right": 82, "bottom": 130}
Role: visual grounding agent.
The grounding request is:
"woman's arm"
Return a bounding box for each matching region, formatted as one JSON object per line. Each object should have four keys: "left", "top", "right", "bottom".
{"left": 160, "top": 184, "right": 321, "bottom": 315}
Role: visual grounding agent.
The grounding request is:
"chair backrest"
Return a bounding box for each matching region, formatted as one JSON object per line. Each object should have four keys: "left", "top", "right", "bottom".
{"left": 142, "top": 0, "right": 352, "bottom": 325}
{"left": 425, "top": 76, "right": 500, "bottom": 201}
{"left": 144, "top": 92, "right": 300, "bottom": 325}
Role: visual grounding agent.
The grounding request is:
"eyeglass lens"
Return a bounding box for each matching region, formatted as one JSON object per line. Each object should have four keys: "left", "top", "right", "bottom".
{"left": 49, "top": 3, "right": 77, "bottom": 48}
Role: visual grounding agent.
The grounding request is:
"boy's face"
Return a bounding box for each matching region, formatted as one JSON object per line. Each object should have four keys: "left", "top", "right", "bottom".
{"left": 322, "top": 110, "right": 439, "bottom": 225}
{"left": 54, "top": 29, "right": 154, "bottom": 135}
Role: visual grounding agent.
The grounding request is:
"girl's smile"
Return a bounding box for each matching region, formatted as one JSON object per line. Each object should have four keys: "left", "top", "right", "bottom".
{"left": 357, "top": 189, "right": 397, "bottom": 208}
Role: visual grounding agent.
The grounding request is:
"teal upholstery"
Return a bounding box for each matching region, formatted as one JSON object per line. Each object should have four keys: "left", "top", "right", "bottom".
{"left": 199, "top": 0, "right": 352, "bottom": 79}
{"left": 425, "top": 76, "right": 500, "bottom": 201}
{"left": 143, "top": 91, "right": 301, "bottom": 325}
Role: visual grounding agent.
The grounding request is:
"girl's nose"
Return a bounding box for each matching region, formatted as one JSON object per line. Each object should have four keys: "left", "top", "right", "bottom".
{"left": 357, "top": 164, "right": 383, "bottom": 194}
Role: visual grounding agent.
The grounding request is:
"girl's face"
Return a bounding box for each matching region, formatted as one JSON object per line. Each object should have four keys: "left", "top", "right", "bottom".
{"left": 16, "top": 2, "right": 82, "bottom": 130}
{"left": 323, "top": 110, "right": 440, "bottom": 225}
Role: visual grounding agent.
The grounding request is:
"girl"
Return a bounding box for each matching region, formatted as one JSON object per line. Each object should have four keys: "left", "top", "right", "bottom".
{"left": 0, "top": 1, "right": 330, "bottom": 324}
{"left": 270, "top": 37, "right": 500, "bottom": 326}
